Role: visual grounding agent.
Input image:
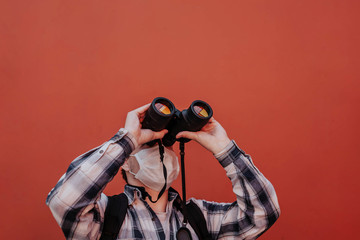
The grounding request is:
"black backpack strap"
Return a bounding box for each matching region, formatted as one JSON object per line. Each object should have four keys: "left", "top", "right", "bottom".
{"left": 100, "top": 193, "right": 128, "bottom": 240}
{"left": 186, "top": 200, "right": 212, "bottom": 240}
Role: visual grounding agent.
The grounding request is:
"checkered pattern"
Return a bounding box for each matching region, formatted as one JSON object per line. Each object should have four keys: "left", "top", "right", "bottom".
{"left": 46, "top": 129, "right": 280, "bottom": 239}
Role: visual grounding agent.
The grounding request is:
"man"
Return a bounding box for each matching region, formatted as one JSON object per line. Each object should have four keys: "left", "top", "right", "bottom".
{"left": 46, "top": 103, "right": 280, "bottom": 239}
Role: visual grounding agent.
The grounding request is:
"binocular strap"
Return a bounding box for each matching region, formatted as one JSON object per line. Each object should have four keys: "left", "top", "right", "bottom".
{"left": 143, "top": 140, "right": 168, "bottom": 204}
{"left": 179, "top": 141, "right": 189, "bottom": 224}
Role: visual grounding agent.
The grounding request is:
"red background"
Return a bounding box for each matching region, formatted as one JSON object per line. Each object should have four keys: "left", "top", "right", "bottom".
{"left": 1, "top": 1, "right": 359, "bottom": 239}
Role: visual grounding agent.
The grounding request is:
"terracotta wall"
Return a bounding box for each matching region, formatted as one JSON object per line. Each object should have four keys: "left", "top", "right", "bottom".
{"left": 1, "top": 1, "right": 359, "bottom": 239}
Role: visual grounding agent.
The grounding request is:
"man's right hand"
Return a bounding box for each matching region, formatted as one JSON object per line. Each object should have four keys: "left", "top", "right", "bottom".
{"left": 124, "top": 103, "right": 168, "bottom": 147}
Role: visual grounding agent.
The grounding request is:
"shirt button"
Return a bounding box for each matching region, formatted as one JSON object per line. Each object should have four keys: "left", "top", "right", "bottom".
{"left": 99, "top": 150, "right": 104, "bottom": 154}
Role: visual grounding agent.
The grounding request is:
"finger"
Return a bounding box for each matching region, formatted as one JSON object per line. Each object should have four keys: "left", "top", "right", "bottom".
{"left": 176, "top": 131, "right": 198, "bottom": 141}
{"left": 138, "top": 112, "right": 146, "bottom": 118}
{"left": 201, "top": 123, "right": 215, "bottom": 132}
{"left": 208, "top": 117, "right": 217, "bottom": 123}
{"left": 134, "top": 103, "right": 151, "bottom": 115}
{"left": 199, "top": 119, "right": 216, "bottom": 131}
{"left": 139, "top": 114, "right": 145, "bottom": 122}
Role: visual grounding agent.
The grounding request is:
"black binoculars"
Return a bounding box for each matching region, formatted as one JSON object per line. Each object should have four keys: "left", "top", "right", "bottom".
{"left": 142, "top": 97, "right": 213, "bottom": 147}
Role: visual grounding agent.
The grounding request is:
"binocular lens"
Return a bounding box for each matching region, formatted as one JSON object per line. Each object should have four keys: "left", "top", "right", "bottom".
{"left": 193, "top": 105, "right": 209, "bottom": 117}
{"left": 155, "top": 102, "right": 172, "bottom": 115}
{"left": 191, "top": 101, "right": 212, "bottom": 121}
{"left": 141, "top": 97, "right": 175, "bottom": 132}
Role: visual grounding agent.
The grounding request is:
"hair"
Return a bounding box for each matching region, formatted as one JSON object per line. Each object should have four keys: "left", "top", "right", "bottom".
{"left": 121, "top": 169, "right": 128, "bottom": 183}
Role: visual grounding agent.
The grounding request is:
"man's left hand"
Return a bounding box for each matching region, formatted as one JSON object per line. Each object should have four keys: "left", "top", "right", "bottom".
{"left": 176, "top": 117, "right": 231, "bottom": 155}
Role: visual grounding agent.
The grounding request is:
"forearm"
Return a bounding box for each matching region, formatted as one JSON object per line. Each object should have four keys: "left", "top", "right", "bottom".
{"left": 46, "top": 129, "right": 136, "bottom": 239}
{"left": 216, "top": 140, "right": 280, "bottom": 238}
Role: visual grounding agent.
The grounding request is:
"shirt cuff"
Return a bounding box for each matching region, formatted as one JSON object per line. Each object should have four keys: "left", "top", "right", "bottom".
{"left": 123, "top": 129, "right": 138, "bottom": 149}
{"left": 214, "top": 140, "right": 247, "bottom": 168}
{"left": 111, "top": 128, "right": 138, "bottom": 151}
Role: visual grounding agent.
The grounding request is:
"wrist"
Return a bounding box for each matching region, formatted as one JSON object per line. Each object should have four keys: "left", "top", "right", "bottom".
{"left": 211, "top": 138, "right": 231, "bottom": 155}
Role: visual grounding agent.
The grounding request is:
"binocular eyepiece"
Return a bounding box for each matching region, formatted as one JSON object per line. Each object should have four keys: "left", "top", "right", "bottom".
{"left": 142, "top": 97, "right": 213, "bottom": 147}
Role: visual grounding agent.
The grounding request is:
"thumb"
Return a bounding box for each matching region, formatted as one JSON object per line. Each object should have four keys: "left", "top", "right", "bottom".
{"left": 152, "top": 129, "right": 169, "bottom": 140}
{"left": 176, "top": 131, "right": 198, "bottom": 141}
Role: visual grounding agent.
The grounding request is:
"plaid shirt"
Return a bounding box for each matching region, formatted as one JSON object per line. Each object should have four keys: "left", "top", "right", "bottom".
{"left": 46, "top": 129, "right": 280, "bottom": 239}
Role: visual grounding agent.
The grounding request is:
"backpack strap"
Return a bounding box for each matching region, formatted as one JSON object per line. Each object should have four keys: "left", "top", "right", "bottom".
{"left": 186, "top": 200, "right": 212, "bottom": 240}
{"left": 100, "top": 190, "right": 211, "bottom": 240}
{"left": 100, "top": 193, "right": 128, "bottom": 240}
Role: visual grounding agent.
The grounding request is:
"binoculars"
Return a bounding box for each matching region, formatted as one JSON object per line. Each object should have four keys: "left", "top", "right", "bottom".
{"left": 142, "top": 97, "right": 213, "bottom": 147}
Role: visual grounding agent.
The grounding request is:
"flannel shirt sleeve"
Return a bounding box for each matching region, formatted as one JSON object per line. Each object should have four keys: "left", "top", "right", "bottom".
{"left": 45, "top": 129, "right": 136, "bottom": 240}
{"left": 190, "top": 140, "right": 280, "bottom": 239}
